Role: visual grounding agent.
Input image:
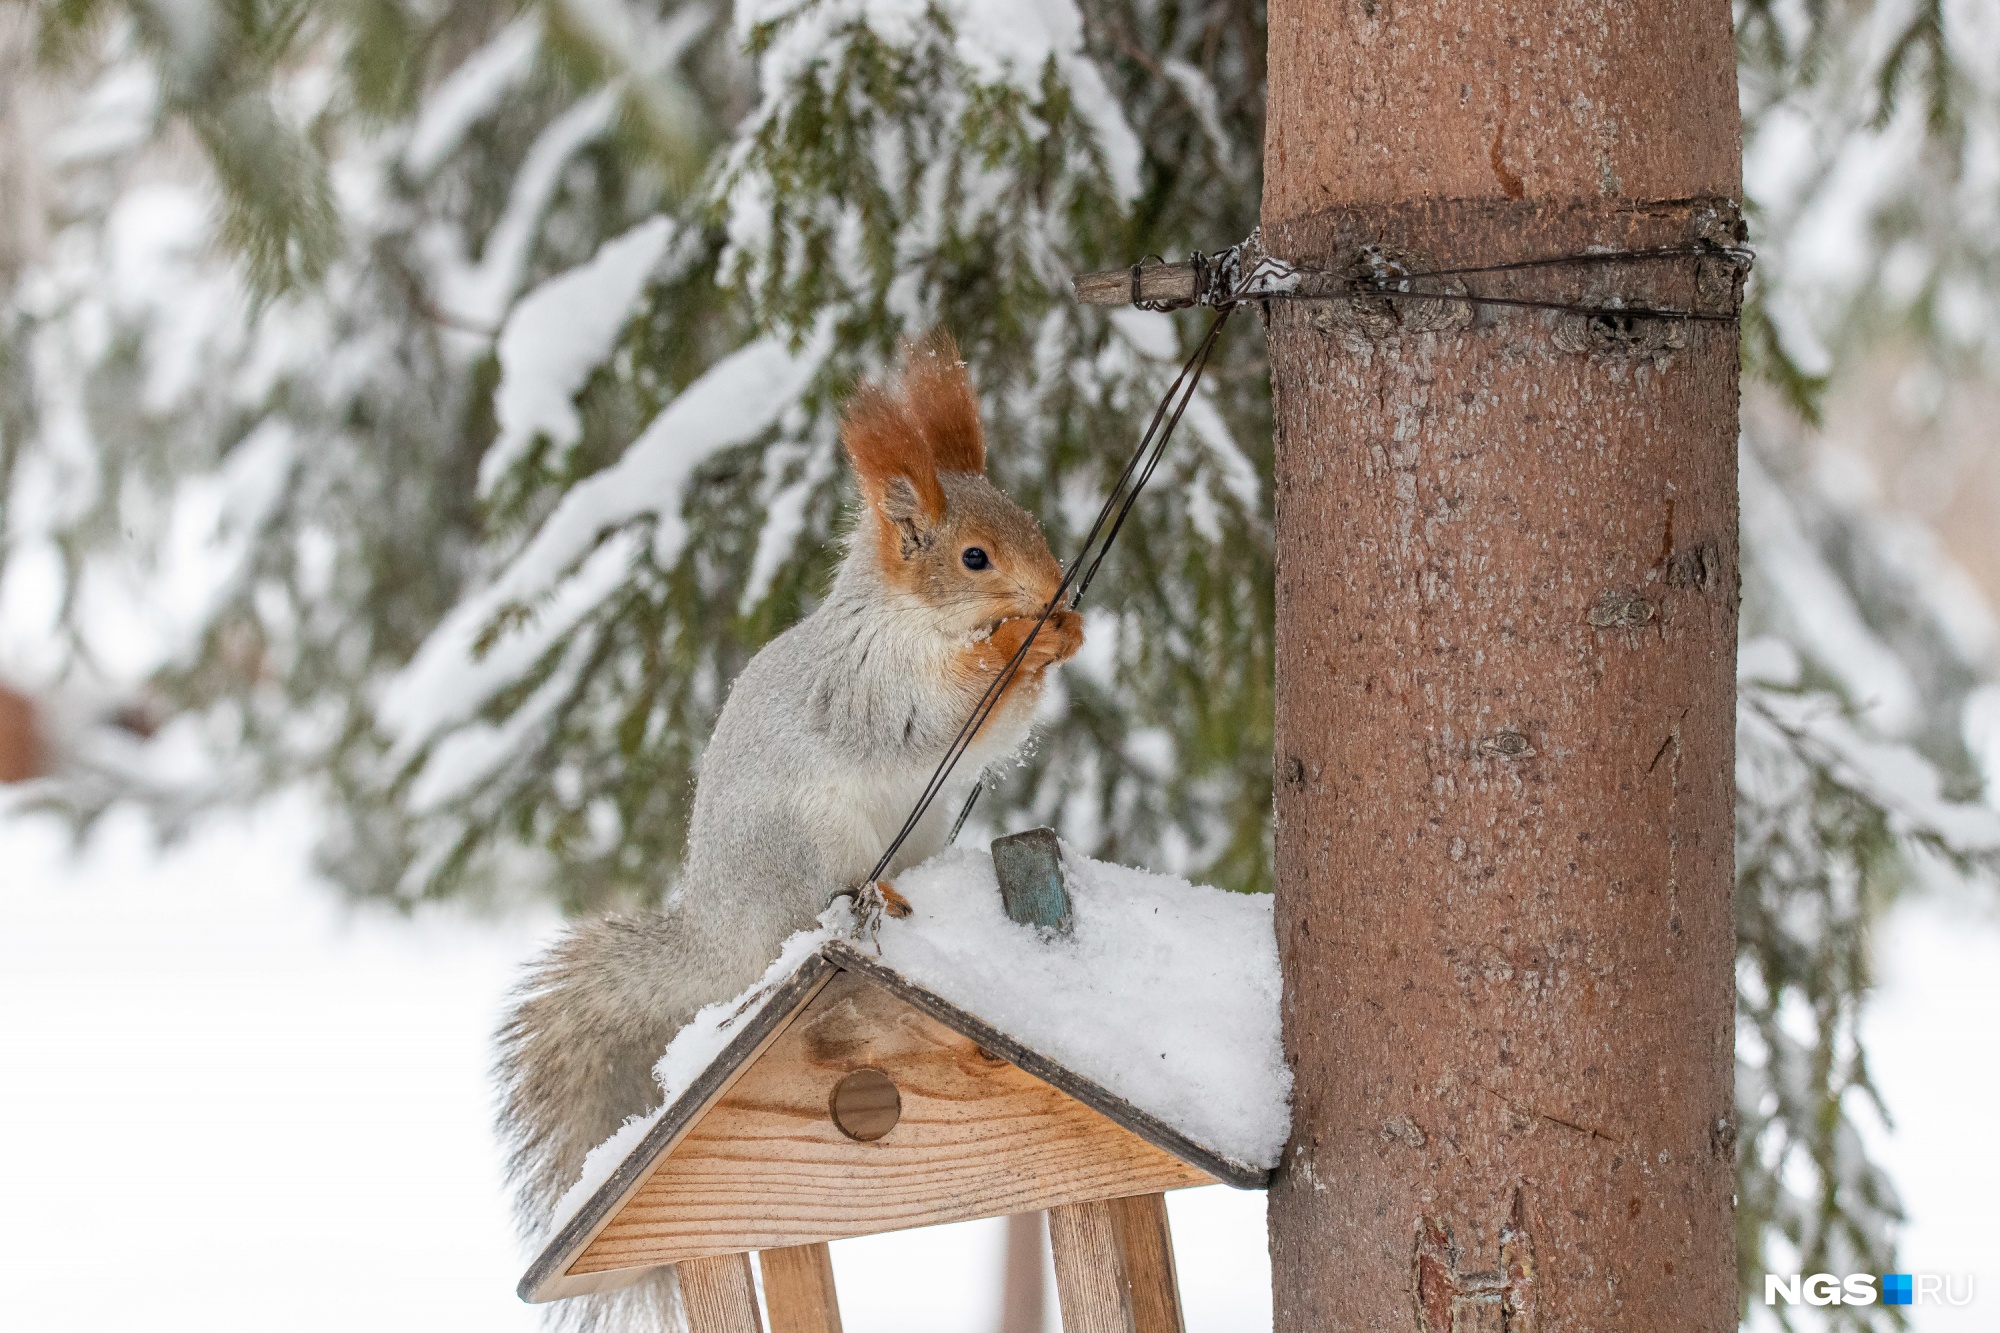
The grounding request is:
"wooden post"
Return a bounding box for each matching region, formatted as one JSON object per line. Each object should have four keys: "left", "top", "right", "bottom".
{"left": 1048, "top": 1193, "right": 1186, "bottom": 1333}
{"left": 998, "top": 1210, "right": 1048, "bottom": 1333}
{"left": 1263, "top": 2, "right": 1742, "bottom": 1332}
{"left": 679, "top": 1253, "right": 764, "bottom": 1333}
{"left": 759, "top": 1243, "right": 842, "bottom": 1333}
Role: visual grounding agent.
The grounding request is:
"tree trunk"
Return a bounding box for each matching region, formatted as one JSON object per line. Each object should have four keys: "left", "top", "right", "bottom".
{"left": 1262, "top": 4, "right": 1742, "bottom": 1331}
{"left": 0, "top": 682, "right": 44, "bottom": 784}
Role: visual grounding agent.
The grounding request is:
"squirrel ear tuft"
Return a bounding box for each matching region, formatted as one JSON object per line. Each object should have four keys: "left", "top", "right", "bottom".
{"left": 841, "top": 381, "right": 947, "bottom": 539}
{"left": 899, "top": 329, "right": 985, "bottom": 476}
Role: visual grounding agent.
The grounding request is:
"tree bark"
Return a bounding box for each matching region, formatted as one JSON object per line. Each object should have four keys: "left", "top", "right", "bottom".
{"left": 0, "top": 682, "right": 44, "bottom": 784}
{"left": 1263, "top": 4, "right": 1742, "bottom": 1332}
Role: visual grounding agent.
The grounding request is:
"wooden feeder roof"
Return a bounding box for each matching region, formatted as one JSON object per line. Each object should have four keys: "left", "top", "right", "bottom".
{"left": 520, "top": 845, "right": 1286, "bottom": 1304}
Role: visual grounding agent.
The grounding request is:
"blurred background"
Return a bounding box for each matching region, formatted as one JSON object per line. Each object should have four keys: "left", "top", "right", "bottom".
{"left": 3, "top": 1, "right": 1998, "bottom": 1328}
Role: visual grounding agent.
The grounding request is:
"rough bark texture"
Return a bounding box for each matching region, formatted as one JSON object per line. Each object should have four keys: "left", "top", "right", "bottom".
{"left": 1262, "top": 4, "right": 1742, "bottom": 1332}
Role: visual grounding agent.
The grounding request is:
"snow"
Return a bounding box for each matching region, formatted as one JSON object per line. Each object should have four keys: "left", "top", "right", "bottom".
{"left": 481, "top": 216, "right": 680, "bottom": 496}
{"left": 739, "top": 443, "right": 834, "bottom": 612}
{"left": 428, "top": 86, "right": 620, "bottom": 331}
{"left": 1102, "top": 308, "right": 1262, "bottom": 522}
{"left": 381, "top": 334, "right": 824, "bottom": 760}
{"left": 735, "top": 0, "right": 1142, "bottom": 203}
{"left": 1741, "top": 443, "right": 1921, "bottom": 733}
{"left": 1855, "top": 890, "right": 2000, "bottom": 1332}
{"left": 548, "top": 843, "right": 1288, "bottom": 1238}
{"left": 385, "top": 528, "right": 640, "bottom": 770}
{"left": 106, "top": 182, "right": 234, "bottom": 413}
{"left": 953, "top": 0, "right": 1142, "bottom": 203}
{"left": 1161, "top": 58, "right": 1230, "bottom": 161}
{"left": 0, "top": 786, "right": 1275, "bottom": 1330}
{"left": 404, "top": 16, "right": 542, "bottom": 178}
{"left": 46, "top": 60, "right": 159, "bottom": 165}
{"left": 1743, "top": 686, "right": 2000, "bottom": 855}
{"left": 548, "top": 913, "right": 847, "bottom": 1230}
{"left": 877, "top": 845, "right": 1291, "bottom": 1169}
{"left": 556, "top": 0, "right": 715, "bottom": 78}
{"left": 3, "top": 789, "right": 1994, "bottom": 1333}
{"left": 0, "top": 797, "right": 553, "bottom": 1333}
{"left": 406, "top": 627, "right": 596, "bottom": 813}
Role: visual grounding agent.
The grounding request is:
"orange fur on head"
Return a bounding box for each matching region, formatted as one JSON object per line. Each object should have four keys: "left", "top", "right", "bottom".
{"left": 898, "top": 331, "right": 985, "bottom": 475}
{"left": 839, "top": 331, "right": 987, "bottom": 534}
{"left": 840, "top": 381, "right": 946, "bottom": 524}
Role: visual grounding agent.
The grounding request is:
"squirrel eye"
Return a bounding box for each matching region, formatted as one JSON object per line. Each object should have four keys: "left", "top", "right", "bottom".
{"left": 961, "top": 547, "right": 990, "bottom": 571}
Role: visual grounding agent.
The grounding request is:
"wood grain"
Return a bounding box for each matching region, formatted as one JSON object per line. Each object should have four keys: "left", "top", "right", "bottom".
{"left": 521, "top": 955, "right": 837, "bottom": 1302}
{"left": 1072, "top": 263, "right": 1198, "bottom": 307}
{"left": 567, "top": 971, "right": 1214, "bottom": 1276}
{"left": 1049, "top": 1200, "right": 1128, "bottom": 1333}
{"left": 1109, "top": 1194, "right": 1184, "bottom": 1333}
{"left": 1049, "top": 1195, "right": 1187, "bottom": 1333}
{"left": 759, "top": 1243, "right": 842, "bottom": 1333}
{"left": 823, "top": 942, "right": 1269, "bottom": 1189}
{"left": 679, "top": 1253, "right": 763, "bottom": 1333}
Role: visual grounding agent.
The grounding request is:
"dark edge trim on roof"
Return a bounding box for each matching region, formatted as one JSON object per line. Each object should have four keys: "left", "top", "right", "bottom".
{"left": 516, "top": 951, "right": 837, "bottom": 1303}
{"left": 822, "top": 939, "right": 1273, "bottom": 1190}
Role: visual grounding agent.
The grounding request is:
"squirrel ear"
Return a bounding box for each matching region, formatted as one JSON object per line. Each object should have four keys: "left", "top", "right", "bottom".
{"left": 841, "top": 381, "right": 946, "bottom": 554}
{"left": 899, "top": 329, "right": 985, "bottom": 476}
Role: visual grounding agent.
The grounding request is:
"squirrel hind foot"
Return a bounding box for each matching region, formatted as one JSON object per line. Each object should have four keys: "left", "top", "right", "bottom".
{"left": 861, "top": 879, "right": 913, "bottom": 919}
{"left": 846, "top": 880, "right": 913, "bottom": 947}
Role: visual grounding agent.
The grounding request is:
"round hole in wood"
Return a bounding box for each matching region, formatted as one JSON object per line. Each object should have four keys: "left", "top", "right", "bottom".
{"left": 830, "top": 1068, "right": 901, "bottom": 1142}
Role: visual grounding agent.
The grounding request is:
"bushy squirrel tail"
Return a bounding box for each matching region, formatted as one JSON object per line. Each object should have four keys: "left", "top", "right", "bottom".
{"left": 494, "top": 913, "right": 704, "bottom": 1332}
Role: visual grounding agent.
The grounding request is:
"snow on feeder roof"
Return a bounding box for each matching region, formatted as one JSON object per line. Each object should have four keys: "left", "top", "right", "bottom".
{"left": 520, "top": 835, "right": 1289, "bottom": 1311}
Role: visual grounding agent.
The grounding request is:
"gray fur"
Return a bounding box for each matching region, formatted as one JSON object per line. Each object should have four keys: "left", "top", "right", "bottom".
{"left": 495, "top": 471, "right": 1071, "bottom": 1331}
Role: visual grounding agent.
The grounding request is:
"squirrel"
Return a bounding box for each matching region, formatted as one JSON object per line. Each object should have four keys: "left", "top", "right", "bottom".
{"left": 494, "top": 332, "right": 1083, "bottom": 1329}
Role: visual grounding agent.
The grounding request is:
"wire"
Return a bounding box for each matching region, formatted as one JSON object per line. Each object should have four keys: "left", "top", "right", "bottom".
{"left": 946, "top": 780, "right": 983, "bottom": 844}
{"left": 853, "top": 307, "right": 1235, "bottom": 890}
{"left": 1131, "top": 236, "right": 1750, "bottom": 323}
{"left": 851, "top": 239, "right": 1743, "bottom": 906}
{"left": 1353, "top": 285, "right": 1740, "bottom": 324}
{"left": 1382, "top": 242, "right": 1751, "bottom": 284}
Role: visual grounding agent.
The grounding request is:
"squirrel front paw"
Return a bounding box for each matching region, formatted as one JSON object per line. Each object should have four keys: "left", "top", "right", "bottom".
{"left": 988, "top": 609, "right": 1084, "bottom": 671}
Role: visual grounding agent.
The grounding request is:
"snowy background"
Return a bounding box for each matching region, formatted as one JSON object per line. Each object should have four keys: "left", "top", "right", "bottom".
{"left": 0, "top": 796, "right": 1279, "bottom": 1332}
{"left": 3, "top": 796, "right": 1996, "bottom": 1330}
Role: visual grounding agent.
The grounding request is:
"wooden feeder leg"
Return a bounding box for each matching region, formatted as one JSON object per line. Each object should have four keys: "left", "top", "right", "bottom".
{"left": 678, "top": 1253, "right": 764, "bottom": 1333}
{"left": 759, "top": 1242, "right": 843, "bottom": 1333}
{"left": 1049, "top": 1193, "right": 1187, "bottom": 1333}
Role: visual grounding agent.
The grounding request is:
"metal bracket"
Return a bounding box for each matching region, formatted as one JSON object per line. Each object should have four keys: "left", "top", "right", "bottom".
{"left": 990, "top": 827, "right": 1073, "bottom": 936}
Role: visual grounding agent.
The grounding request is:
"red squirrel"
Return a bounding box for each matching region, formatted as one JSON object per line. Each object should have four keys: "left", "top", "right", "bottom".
{"left": 495, "top": 333, "right": 1083, "bottom": 1328}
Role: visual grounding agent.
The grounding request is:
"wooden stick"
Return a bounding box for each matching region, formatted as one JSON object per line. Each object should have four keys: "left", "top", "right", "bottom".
{"left": 998, "top": 1211, "right": 1049, "bottom": 1333}
{"left": 1049, "top": 1200, "right": 1128, "bottom": 1333}
{"left": 679, "top": 1253, "right": 764, "bottom": 1333}
{"left": 760, "top": 1243, "right": 843, "bottom": 1333}
{"left": 1110, "top": 1194, "right": 1186, "bottom": 1333}
{"left": 1048, "top": 1193, "right": 1186, "bottom": 1333}
{"left": 1071, "top": 262, "right": 1200, "bottom": 307}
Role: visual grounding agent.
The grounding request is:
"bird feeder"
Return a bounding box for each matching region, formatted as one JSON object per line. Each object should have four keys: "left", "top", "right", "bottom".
{"left": 519, "top": 830, "right": 1287, "bottom": 1333}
